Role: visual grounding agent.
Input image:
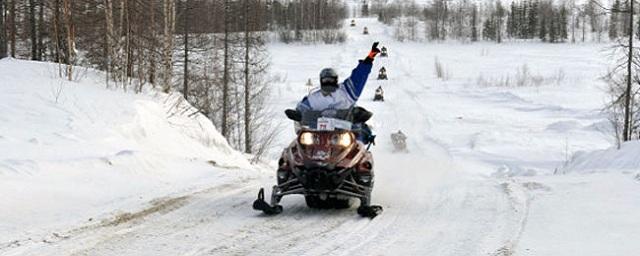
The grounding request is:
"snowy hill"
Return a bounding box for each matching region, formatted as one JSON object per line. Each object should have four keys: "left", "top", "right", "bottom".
{"left": 0, "top": 58, "right": 254, "bottom": 248}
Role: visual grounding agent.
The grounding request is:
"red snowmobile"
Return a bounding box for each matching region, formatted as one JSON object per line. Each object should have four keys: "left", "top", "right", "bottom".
{"left": 253, "top": 108, "right": 383, "bottom": 218}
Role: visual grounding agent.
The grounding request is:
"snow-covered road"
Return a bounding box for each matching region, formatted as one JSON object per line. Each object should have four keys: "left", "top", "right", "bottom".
{"left": 3, "top": 17, "right": 639, "bottom": 256}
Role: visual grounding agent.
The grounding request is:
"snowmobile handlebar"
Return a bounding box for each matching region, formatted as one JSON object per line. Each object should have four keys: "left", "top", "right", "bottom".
{"left": 285, "top": 107, "right": 372, "bottom": 124}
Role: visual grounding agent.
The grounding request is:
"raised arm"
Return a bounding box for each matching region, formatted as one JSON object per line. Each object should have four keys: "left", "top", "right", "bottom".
{"left": 342, "top": 42, "right": 381, "bottom": 102}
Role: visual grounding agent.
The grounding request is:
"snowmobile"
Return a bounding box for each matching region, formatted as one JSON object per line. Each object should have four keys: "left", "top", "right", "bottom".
{"left": 253, "top": 108, "right": 383, "bottom": 218}
{"left": 380, "top": 47, "right": 388, "bottom": 57}
{"left": 350, "top": 20, "right": 356, "bottom": 27}
{"left": 363, "top": 27, "right": 369, "bottom": 35}
{"left": 377, "top": 67, "right": 388, "bottom": 80}
{"left": 391, "top": 130, "right": 407, "bottom": 152}
{"left": 373, "top": 86, "right": 384, "bottom": 101}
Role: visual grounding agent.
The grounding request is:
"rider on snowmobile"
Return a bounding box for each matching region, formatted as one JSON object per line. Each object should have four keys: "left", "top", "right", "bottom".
{"left": 295, "top": 42, "right": 381, "bottom": 143}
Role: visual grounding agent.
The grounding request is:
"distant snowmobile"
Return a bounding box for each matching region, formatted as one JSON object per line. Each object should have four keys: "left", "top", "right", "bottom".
{"left": 252, "top": 108, "right": 383, "bottom": 218}
{"left": 377, "top": 67, "right": 388, "bottom": 80}
{"left": 380, "top": 46, "right": 388, "bottom": 57}
{"left": 350, "top": 20, "right": 356, "bottom": 27}
{"left": 391, "top": 130, "right": 407, "bottom": 152}
{"left": 363, "top": 27, "right": 369, "bottom": 35}
{"left": 373, "top": 86, "right": 384, "bottom": 101}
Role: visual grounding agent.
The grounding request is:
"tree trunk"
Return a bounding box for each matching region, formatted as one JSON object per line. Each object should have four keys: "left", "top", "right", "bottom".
{"left": 62, "top": 0, "right": 74, "bottom": 81}
{"left": 103, "top": 0, "right": 114, "bottom": 85}
{"left": 149, "top": 0, "right": 157, "bottom": 86}
{"left": 162, "top": 0, "right": 175, "bottom": 93}
{"left": 243, "top": 0, "right": 252, "bottom": 153}
{"left": 0, "top": 0, "right": 6, "bottom": 59}
{"left": 124, "top": 0, "right": 132, "bottom": 86}
{"left": 582, "top": 15, "right": 585, "bottom": 42}
{"left": 221, "top": 0, "right": 231, "bottom": 139}
{"left": 9, "top": 0, "right": 15, "bottom": 57}
{"left": 183, "top": 0, "right": 189, "bottom": 99}
{"left": 623, "top": 0, "right": 634, "bottom": 141}
{"left": 29, "top": 0, "right": 37, "bottom": 60}
{"left": 37, "top": 0, "right": 44, "bottom": 59}
{"left": 52, "top": 0, "right": 61, "bottom": 77}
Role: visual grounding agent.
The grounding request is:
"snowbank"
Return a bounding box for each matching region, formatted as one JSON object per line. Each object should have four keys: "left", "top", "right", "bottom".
{"left": 0, "top": 58, "right": 253, "bottom": 243}
{"left": 564, "top": 141, "right": 640, "bottom": 173}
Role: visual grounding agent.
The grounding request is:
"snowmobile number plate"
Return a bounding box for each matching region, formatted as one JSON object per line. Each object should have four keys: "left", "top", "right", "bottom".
{"left": 317, "top": 117, "right": 352, "bottom": 131}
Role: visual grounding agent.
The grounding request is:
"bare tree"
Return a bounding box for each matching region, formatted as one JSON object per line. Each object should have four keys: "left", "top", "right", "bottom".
{"left": 623, "top": 0, "right": 634, "bottom": 141}
{"left": 29, "top": 0, "right": 37, "bottom": 60}
{"left": 601, "top": 0, "right": 639, "bottom": 144}
{"left": 162, "top": 0, "right": 176, "bottom": 92}
{"left": 8, "top": 0, "right": 15, "bottom": 57}
{"left": 0, "top": 0, "right": 6, "bottom": 59}
{"left": 62, "top": 0, "right": 75, "bottom": 80}
{"left": 243, "top": 0, "right": 252, "bottom": 153}
{"left": 182, "top": 0, "right": 189, "bottom": 100}
{"left": 221, "top": 0, "right": 232, "bottom": 139}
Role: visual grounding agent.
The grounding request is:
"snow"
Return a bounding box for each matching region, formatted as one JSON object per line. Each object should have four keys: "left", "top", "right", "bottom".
{"left": 0, "top": 58, "right": 253, "bottom": 250}
{"left": 2, "top": 17, "right": 639, "bottom": 256}
{"left": 564, "top": 141, "right": 640, "bottom": 173}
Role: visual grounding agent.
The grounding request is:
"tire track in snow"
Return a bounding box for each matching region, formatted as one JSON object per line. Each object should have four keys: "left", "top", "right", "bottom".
{"left": 490, "top": 181, "right": 532, "bottom": 256}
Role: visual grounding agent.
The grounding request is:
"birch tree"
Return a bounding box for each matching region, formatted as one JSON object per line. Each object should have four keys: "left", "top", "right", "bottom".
{"left": 162, "top": 0, "right": 176, "bottom": 92}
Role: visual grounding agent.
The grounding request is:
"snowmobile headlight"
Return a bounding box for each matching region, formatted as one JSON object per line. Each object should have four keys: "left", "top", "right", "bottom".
{"left": 337, "top": 133, "right": 353, "bottom": 147}
{"left": 299, "top": 132, "right": 315, "bottom": 145}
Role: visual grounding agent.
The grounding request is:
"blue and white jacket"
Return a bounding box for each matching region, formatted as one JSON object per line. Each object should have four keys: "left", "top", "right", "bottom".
{"left": 296, "top": 60, "right": 373, "bottom": 112}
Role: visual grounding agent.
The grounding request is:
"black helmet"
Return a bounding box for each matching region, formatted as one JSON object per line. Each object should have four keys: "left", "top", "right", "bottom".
{"left": 319, "top": 68, "right": 338, "bottom": 93}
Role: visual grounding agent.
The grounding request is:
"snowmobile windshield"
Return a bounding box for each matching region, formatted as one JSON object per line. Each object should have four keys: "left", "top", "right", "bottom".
{"left": 300, "top": 109, "right": 354, "bottom": 131}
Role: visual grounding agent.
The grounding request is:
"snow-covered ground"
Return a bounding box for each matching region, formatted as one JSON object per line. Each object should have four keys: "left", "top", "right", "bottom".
{"left": 1, "top": 17, "right": 639, "bottom": 256}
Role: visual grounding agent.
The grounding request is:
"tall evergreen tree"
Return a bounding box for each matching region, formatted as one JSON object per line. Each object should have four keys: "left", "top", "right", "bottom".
{"left": 559, "top": 4, "right": 568, "bottom": 41}
{"left": 549, "top": 12, "right": 558, "bottom": 42}
{"left": 539, "top": 15, "right": 547, "bottom": 41}
{"left": 471, "top": 4, "right": 478, "bottom": 41}
{"left": 528, "top": 0, "right": 538, "bottom": 38}
{"left": 507, "top": 1, "right": 516, "bottom": 37}
{"left": 622, "top": 0, "right": 631, "bottom": 36}
{"left": 610, "top": 0, "right": 620, "bottom": 40}
{"left": 496, "top": 1, "right": 506, "bottom": 43}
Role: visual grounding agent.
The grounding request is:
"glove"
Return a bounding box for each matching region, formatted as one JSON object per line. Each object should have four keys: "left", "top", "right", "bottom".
{"left": 368, "top": 42, "right": 381, "bottom": 59}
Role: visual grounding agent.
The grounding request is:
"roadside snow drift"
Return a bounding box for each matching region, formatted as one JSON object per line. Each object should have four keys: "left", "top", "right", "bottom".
{"left": 0, "top": 58, "right": 253, "bottom": 246}
{"left": 564, "top": 141, "right": 640, "bottom": 173}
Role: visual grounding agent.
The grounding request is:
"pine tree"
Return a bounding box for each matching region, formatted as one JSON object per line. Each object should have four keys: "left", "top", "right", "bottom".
{"left": 539, "top": 15, "right": 547, "bottom": 41}
{"left": 549, "top": 12, "right": 558, "bottom": 43}
{"left": 559, "top": 4, "right": 568, "bottom": 41}
{"left": 362, "top": 0, "right": 369, "bottom": 17}
{"left": 483, "top": 16, "right": 496, "bottom": 41}
{"left": 622, "top": 0, "right": 631, "bottom": 36}
{"left": 471, "top": 4, "right": 478, "bottom": 41}
{"left": 507, "top": 1, "right": 516, "bottom": 37}
{"left": 496, "top": 1, "right": 506, "bottom": 43}
{"left": 610, "top": 0, "right": 620, "bottom": 40}
{"left": 528, "top": 0, "right": 538, "bottom": 38}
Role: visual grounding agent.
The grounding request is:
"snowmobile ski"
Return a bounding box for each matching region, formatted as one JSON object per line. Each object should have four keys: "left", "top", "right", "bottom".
{"left": 357, "top": 205, "right": 383, "bottom": 218}
{"left": 252, "top": 188, "right": 283, "bottom": 215}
